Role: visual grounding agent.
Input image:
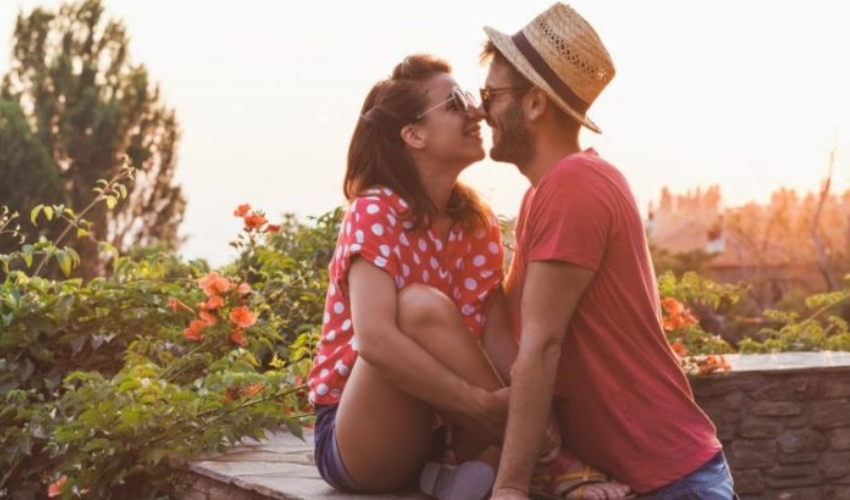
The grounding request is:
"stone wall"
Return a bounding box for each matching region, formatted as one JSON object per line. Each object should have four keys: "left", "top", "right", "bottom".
{"left": 691, "top": 353, "right": 850, "bottom": 499}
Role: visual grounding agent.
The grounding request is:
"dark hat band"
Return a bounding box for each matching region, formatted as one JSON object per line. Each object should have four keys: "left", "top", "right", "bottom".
{"left": 512, "top": 31, "right": 589, "bottom": 114}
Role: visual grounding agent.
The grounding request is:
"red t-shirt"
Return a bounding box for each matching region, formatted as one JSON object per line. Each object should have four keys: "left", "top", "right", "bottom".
{"left": 308, "top": 186, "right": 504, "bottom": 406}
{"left": 505, "top": 150, "right": 721, "bottom": 492}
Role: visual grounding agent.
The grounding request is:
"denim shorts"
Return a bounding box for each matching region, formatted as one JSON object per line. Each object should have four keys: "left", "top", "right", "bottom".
{"left": 637, "top": 451, "right": 737, "bottom": 499}
{"left": 314, "top": 404, "right": 365, "bottom": 492}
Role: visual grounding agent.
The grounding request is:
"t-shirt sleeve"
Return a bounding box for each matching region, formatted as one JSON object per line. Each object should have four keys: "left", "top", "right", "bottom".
{"left": 332, "top": 197, "right": 402, "bottom": 296}
{"left": 525, "top": 165, "right": 611, "bottom": 271}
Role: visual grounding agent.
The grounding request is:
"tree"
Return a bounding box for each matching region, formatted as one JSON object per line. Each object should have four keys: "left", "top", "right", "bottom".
{"left": 0, "top": 0, "right": 185, "bottom": 278}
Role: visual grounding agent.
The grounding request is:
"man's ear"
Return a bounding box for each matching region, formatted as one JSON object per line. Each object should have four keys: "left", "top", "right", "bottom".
{"left": 525, "top": 87, "right": 549, "bottom": 121}
{"left": 400, "top": 123, "right": 426, "bottom": 149}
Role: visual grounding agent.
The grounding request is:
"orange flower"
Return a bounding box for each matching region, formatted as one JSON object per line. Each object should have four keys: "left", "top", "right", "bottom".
{"left": 265, "top": 224, "right": 281, "bottom": 234}
{"left": 48, "top": 476, "right": 67, "bottom": 497}
{"left": 243, "top": 213, "right": 267, "bottom": 230}
{"left": 233, "top": 204, "right": 251, "bottom": 217}
{"left": 230, "top": 328, "right": 248, "bottom": 347}
{"left": 238, "top": 282, "right": 252, "bottom": 295}
{"left": 199, "top": 310, "right": 218, "bottom": 326}
{"left": 204, "top": 295, "right": 225, "bottom": 310}
{"left": 229, "top": 306, "right": 257, "bottom": 328}
{"left": 671, "top": 340, "right": 688, "bottom": 358}
{"left": 183, "top": 319, "right": 206, "bottom": 342}
{"left": 224, "top": 386, "right": 240, "bottom": 403}
{"left": 244, "top": 383, "right": 263, "bottom": 398}
{"left": 198, "top": 271, "right": 232, "bottom": 297}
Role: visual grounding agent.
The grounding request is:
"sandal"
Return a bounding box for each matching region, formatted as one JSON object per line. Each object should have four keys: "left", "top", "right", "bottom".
{"left": 530, "top": 450, "right": 632, "bottom": 499}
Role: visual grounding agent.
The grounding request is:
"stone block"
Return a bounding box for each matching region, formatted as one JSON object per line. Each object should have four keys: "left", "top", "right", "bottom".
{"left": 752, "top": 377, "right": 812, "bottom": 401}
{"left": 778, "top": 452, "right": 820, "bottom": 464}
{"left": 780, "top": 416, "right": 809, "bottom": 429}
{"left": 816, "top": 377, "right": 850, "bottom": 398}
{"left": 740, "top": 418, "right": 784, "bottom": 438}
{"left": 763, "top": 487, "right": 822, "bottom": 499}
{"left": 751, "top": 401, "right": 803, "bottom": 416}
{"left": 831, "top": 428, "right": 850, "bottom": 450}
{"left": 730, "top": 440, "right": 777, "bottom": 468}
{"left": 820, "top": 451, "right": 850, "bottom": 479}
{"left": 777, "top": 429, "right": 827, "bottom": 454}
{"left": 692, "top": 375, "right": 759, "bottom": 397}
{"left": 732, "top": 469, "right": 764, "bottom": 495}
{"left": 766, "top": 464, "right": 820, "bottom": 479}
{"left": 825, "top": 486, "right": 850, "bottom": 500}
{"left": 812, "top": 401, "right": 850, "bottom": 429}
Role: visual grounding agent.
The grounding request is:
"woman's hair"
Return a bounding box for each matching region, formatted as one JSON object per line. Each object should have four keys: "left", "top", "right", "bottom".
{"left": 345, "top": 54, "right": 489, "bottom": 231}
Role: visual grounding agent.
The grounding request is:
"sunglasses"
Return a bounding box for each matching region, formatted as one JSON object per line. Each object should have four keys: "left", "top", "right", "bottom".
{"left": 479, "top": 86, "right": 530, "bottom": 112}
{"left": 414, "top": 87, "right": 478, "bottom": 121}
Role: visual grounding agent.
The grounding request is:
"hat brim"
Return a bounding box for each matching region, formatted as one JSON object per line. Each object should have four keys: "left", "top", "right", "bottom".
{"left": 483, "top": 26, "right": 602, "bottom": 134}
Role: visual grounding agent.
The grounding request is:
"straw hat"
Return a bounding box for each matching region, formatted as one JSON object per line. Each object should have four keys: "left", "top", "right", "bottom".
{"left": 484, "top": 3, "right": 615, "bottom": 133}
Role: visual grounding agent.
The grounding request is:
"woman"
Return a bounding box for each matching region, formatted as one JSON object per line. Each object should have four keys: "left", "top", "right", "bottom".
{"left": 307, "top": 54, "right": 628, "bottom": 500}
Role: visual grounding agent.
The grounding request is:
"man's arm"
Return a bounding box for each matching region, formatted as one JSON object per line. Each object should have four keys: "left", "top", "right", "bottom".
{"left": 491, "top": 260, "right": 595, "bottom": 498}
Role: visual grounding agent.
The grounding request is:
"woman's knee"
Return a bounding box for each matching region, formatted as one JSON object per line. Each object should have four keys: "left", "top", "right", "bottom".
{"left": 397, "top": 284, "right": 457, "bottom": 334}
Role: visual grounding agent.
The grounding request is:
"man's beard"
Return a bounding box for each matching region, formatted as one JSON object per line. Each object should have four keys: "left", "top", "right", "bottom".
{"left": 490, "top": 102, "right": 535, "bottom": 166}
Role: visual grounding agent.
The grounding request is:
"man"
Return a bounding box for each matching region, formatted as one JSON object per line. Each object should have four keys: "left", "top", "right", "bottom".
{"left": 480, "top": 4, "right": 735, "bottom": 499}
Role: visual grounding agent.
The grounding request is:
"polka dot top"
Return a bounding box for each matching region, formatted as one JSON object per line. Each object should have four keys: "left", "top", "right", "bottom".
{"left": 308, "top": 186, "right": 505, "bottom": 406}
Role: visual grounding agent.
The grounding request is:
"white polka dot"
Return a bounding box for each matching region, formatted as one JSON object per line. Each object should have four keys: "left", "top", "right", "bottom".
{"left": 449, "top": 232, "right": 457, "bottom": 242}
{"left": 422, "top": 270, "right": 430, "bottom": 281}
{"left": 453, "top": 288, "right": 461, "bottom": 300}
{"left": 399, "top": 233, "right": 409, "bottom": 246}
{"left": 413, "top": 253, "right": 421, "bottom": 265}
{"left": 380, "top": 245, "right": 391, "bottom": 257}
{"left": 473, "top": 255, "right": 486, "bottom": 267}
{"left": 462, "top": 304, "right": 475, "bottom": 316}
{"left": 481, "top": 270, "right": 494, "bottom": 279}
{"left": 475, "top": 229, "right": 486, "bottom": 239}
{"left": 393, "top": 246, "right": 401, "bottom": 257}
{"left": 382, "top": 187, "right": 392, "bottom": 196}
{"left": 350, "top": 337, "right": 359, "bottom": 351}
{"left": 323, "top": 312, "right": 330, "bottom": 324}
{"left": 418, "top": 239, "right": 427, "bottom": 252}
{"left": 395, "top": 276, "right": 405, "bottom": 288}
{"left": 342, "top": 319, "right": 352, "bottom": 331}
{"left": 366, "top": 204, "right": 380, "bottom": 214}
{"left": 317, "top": 355, "right": 327, "bottom": 364}
{"left": 350, "top": 243, "right": 362, "bottom": 252}
{"left": 346, "top": 222, "right": 351, "bottom": 235}
{"left": 402, "top": 264, "right": 410, "bottom": 277}
{"left": 329, "top": 284, "right": 336, "bottom": 296}
{"left": 374, "top": 256, "right": 387, "bottom": 267}
{"left": 355, "top": 213, "right": 360, "bottom": 222}
{"left": 455, "top": 258, "right": 462, "bottom": 270}
{"left": 326, "top": 329, "right": 336, "bottom": 341}
{"left": 458, "top": 231, "right": 465, "bottom": 241}
{"left": 435, "top": 240, "right": 443, "bottom": 251}
{"left": 355, "top": 230, "right": 364, "bottom": 244}
{"left": 387, "top": 214, "right": 397, "bottom": 226}
{"left": 464, "top": 278, "right": 478, "bottom": 290}
{"left": 439, "top": 269, "right": 449, "bottom": 280}
{"left": 333, "top": 302, "right": 344, "bottom": 314}
{"left": 488, "top": 242, "right": 499, "bottom": 254}
{"left": 335, "top": 360, "right": 350, "bottom": 377}
{"left": 372, "top": 223, "right": 384, "bottom": 236}
{"left": 403, "top": 221, "right": 414, "bottom": 230}
{"left": 430, "top": 257, "right": 439, "bottom": 270}
{"left": 399, "top": 198, "right": 409, "bottom": 208}
{"left": 320, "top": 369, "right": 329, "bottom": 378}
{"left": 475, "top": 314, "right": 483, "bottom": 324}
{"left": 316, "top": 384, "right": 329, "bottom": 396}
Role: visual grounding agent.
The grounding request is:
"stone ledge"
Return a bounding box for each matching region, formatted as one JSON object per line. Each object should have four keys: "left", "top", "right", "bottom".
{"left": 185, "top": 430, "right": 426, "bottom": 500}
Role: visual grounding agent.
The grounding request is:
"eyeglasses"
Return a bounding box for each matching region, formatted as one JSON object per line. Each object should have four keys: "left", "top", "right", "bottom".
{"left": 414, "top": 87, "right": 478, "bottom": 121}
{"left": 479, "top": 86, "right": 530, "bottom": 112}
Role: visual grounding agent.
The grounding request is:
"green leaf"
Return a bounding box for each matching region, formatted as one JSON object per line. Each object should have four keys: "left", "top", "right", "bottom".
{"left": 30, "top": 204, "right": 43, "bottom": 225}
{"left": 106, "top": 196, "right": 117, "bottom": 210}
{"left": 76, "top": 228, "right": 90, "bottom": 239}
{"left": 55, "top": 251, "right": 73, "bottom": 277}
{"left": 43, "top": 206, "right": 54, "bottom": 221}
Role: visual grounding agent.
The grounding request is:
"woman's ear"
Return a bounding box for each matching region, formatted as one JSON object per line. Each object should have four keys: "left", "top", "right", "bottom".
{"left": 400, "top": 123, "right": 426, "bottom": 150}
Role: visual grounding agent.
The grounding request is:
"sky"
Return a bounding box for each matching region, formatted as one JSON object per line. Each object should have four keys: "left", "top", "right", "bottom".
{"left": 1, "top": 0, "right": 849, "bottom": 266}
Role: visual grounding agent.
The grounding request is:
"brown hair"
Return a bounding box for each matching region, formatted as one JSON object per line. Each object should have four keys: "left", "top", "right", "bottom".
{"left": 345, "top": 54, "right": 489, "bottom": 231}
